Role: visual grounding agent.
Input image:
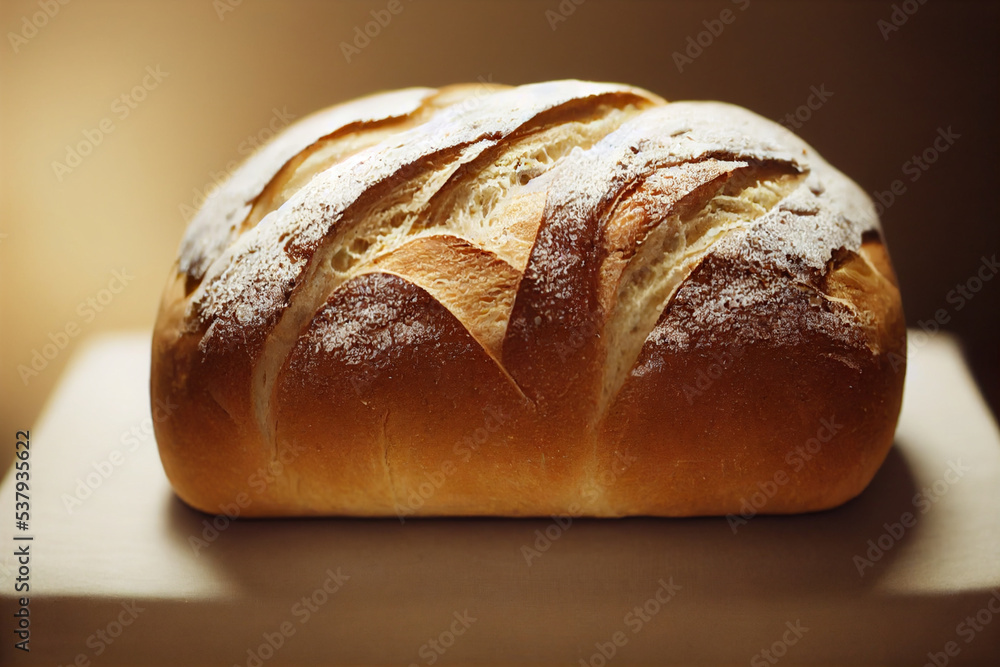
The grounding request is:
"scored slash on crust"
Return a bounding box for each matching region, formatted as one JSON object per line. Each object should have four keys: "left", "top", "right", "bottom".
{"left": 154, "top": 80, "right": 904, "bottom": 517}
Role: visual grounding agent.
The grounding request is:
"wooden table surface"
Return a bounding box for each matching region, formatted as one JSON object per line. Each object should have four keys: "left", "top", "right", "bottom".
{"left": 1, "top": 332, "right": 998, "bottom": 665}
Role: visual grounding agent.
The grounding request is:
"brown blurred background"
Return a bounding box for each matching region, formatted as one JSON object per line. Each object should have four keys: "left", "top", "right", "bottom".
{"left": 1, "top": 0, "right": 997, "bottom": 475}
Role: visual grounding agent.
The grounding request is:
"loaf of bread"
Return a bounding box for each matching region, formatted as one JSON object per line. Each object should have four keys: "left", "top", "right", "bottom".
{"left": 152, "top": 80, "right": 906, "bottom": 518}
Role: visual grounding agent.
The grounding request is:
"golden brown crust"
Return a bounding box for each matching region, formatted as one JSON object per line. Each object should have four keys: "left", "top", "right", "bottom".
{"left": 153, "top": 80, "right": 906, "bottom": 517}
{"left": 371, "top": 235, "right": 520, "bottom": 362}
{"left": 598, "top": 240, "right": 905, "bottom": 516}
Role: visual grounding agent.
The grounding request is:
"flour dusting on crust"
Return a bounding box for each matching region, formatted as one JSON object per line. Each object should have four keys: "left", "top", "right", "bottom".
{"left": 175, "top": 82, "right": 882, "bottom": 413}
